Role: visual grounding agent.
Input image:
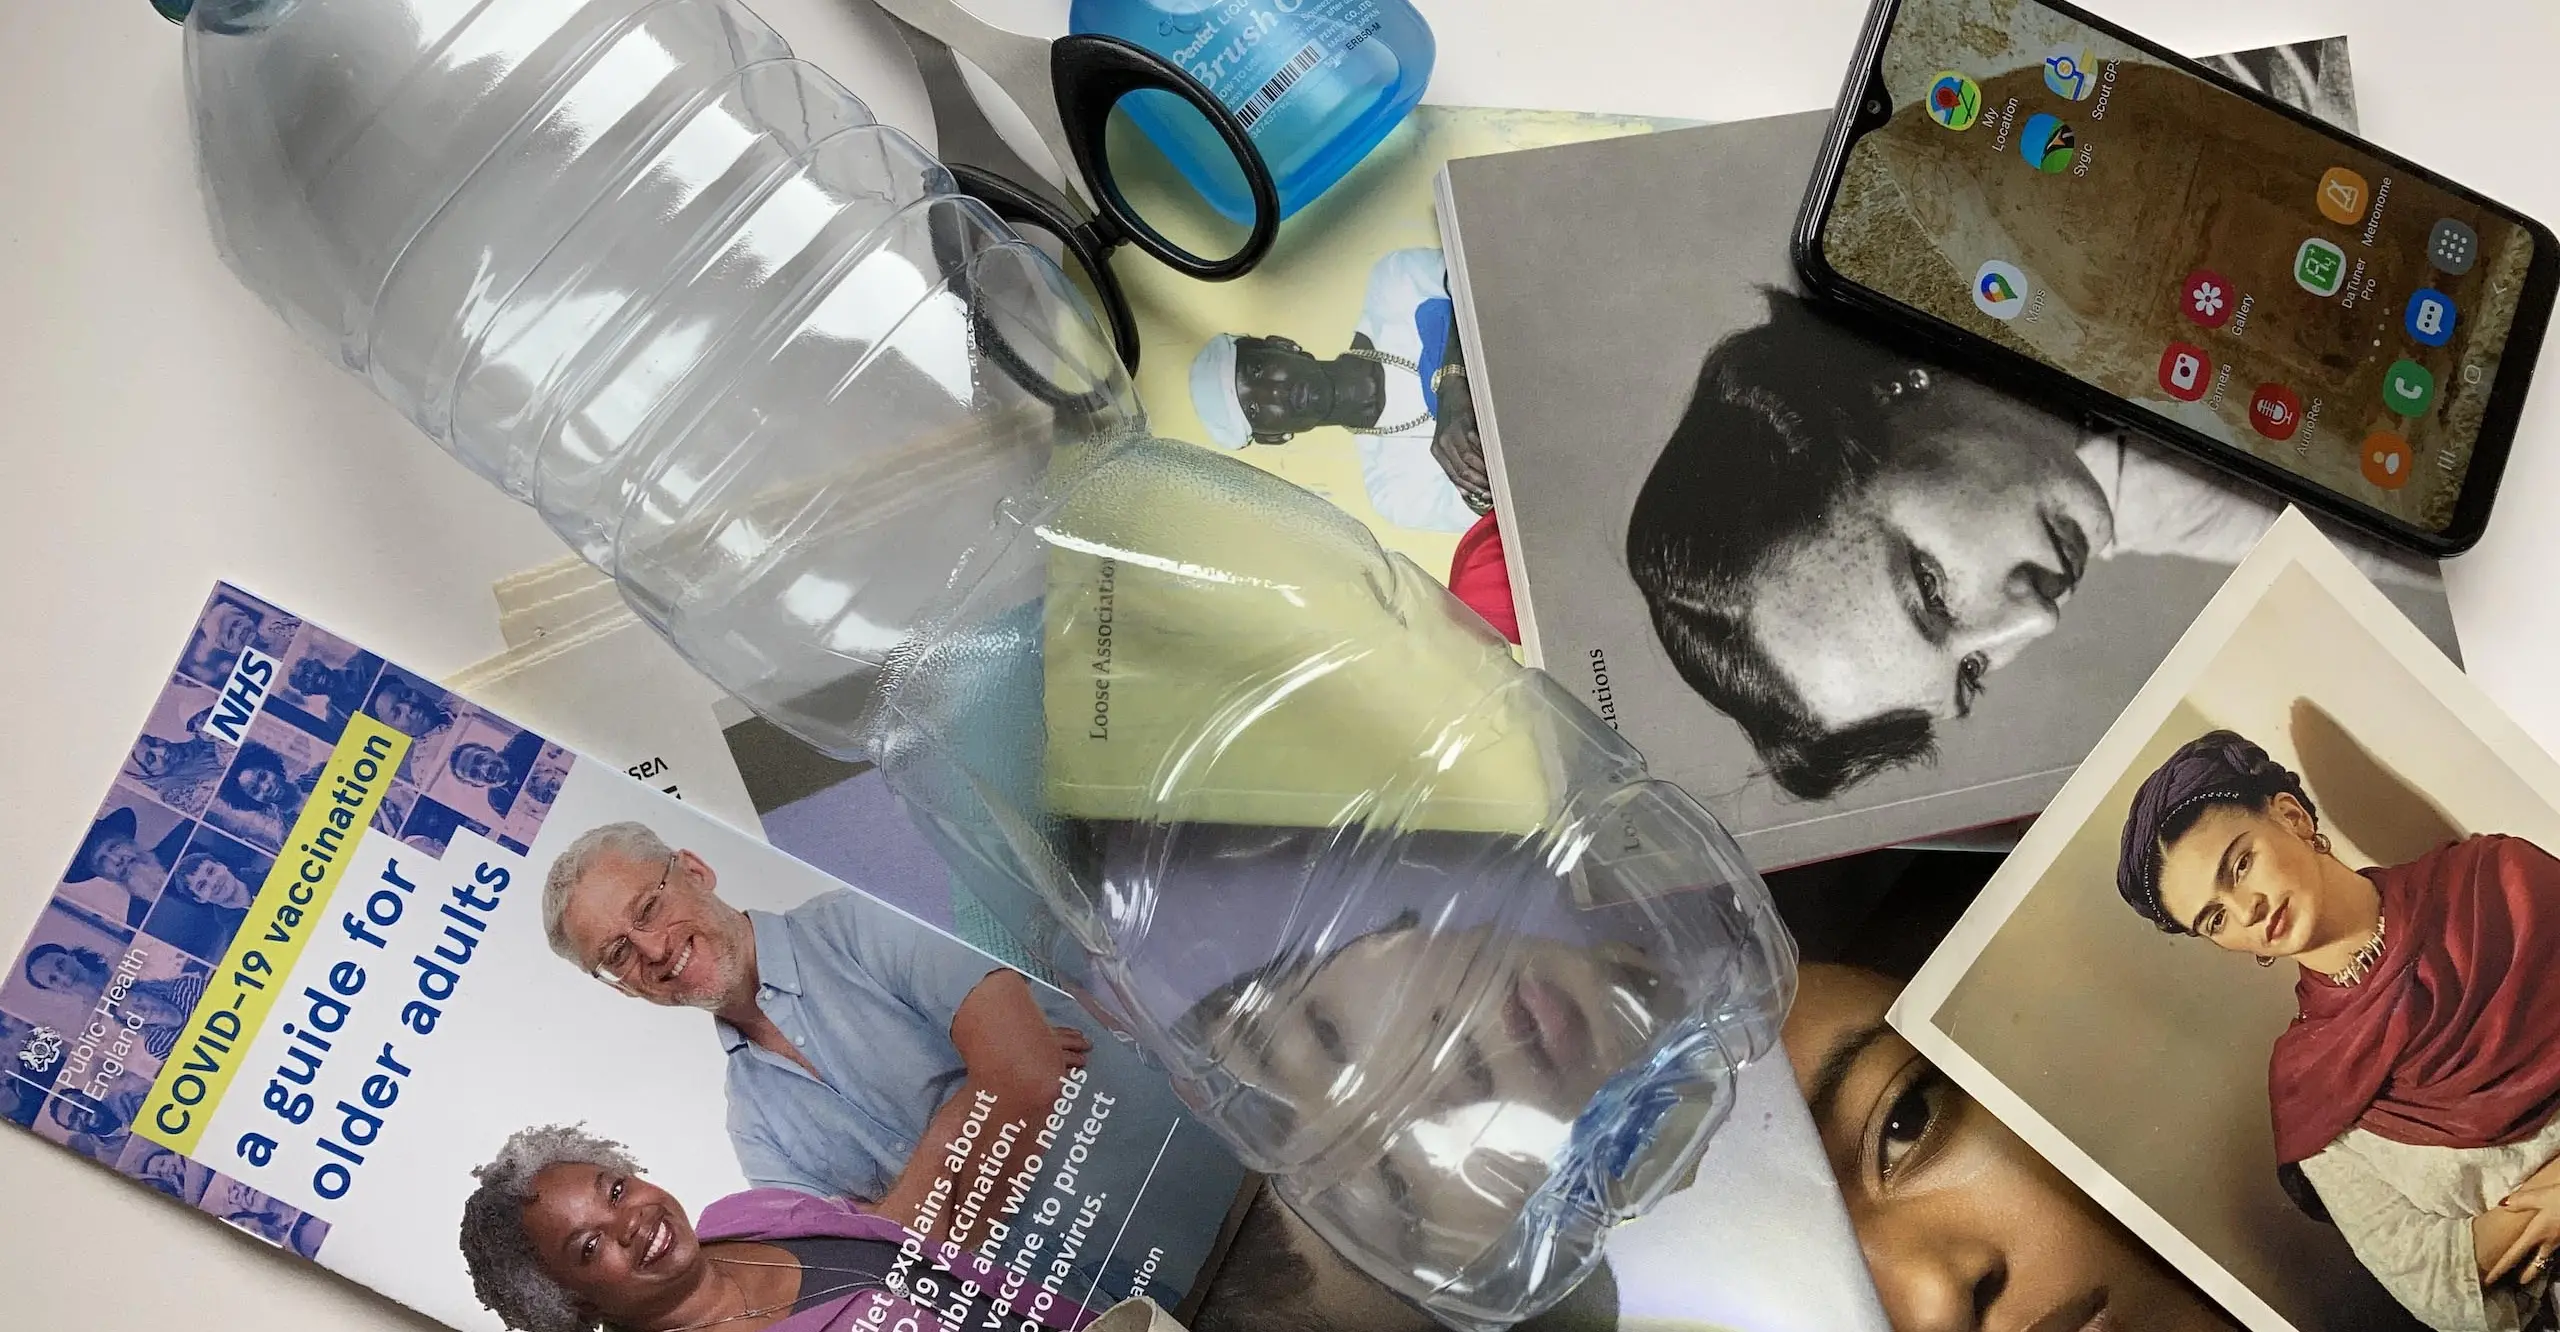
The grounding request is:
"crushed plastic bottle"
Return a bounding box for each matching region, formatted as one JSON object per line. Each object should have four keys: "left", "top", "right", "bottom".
{"left": 170, "top": 0, "right": 1796, "bottom": 1325}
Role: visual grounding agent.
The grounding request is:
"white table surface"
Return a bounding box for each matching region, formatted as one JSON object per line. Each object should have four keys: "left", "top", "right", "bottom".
{"left": 4, "top": 0, "right": 2557, "bottom": 1325}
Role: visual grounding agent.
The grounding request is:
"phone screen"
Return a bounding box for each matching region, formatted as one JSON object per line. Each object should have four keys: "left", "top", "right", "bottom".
{"left": 1814, "top": 0, "right": 2542, "bottom": 535}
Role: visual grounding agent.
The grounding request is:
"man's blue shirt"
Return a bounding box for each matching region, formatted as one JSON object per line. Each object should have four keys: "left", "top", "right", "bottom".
{"left": 719, "top": 890, "right": 1015, "bottom": 1200}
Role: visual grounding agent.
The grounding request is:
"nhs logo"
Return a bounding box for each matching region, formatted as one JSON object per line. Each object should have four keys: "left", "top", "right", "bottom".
{"left": 201, "top": 647, "right": 280, "bottom": 746}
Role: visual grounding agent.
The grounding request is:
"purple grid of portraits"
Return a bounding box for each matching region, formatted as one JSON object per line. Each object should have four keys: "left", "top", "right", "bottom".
{"left": 2, "top": 584, "right": 577, "bottom": 1259}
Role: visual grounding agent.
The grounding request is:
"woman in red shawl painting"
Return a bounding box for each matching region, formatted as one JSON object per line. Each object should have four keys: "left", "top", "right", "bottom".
{"left": 2115, "top": 730, "right": 2560, "bottom": 1332}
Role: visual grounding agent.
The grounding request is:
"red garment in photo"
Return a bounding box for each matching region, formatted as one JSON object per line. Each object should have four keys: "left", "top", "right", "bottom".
{"left": 1448, "top": 511, "right": 1520, "bottom": 644}
{"left": 2269, "top": 835, "right": 2560, "bottom": 1163}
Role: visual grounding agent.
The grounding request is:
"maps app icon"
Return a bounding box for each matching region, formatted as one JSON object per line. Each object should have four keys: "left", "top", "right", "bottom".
{"left": 1973, "top": 259, "right": 2031, "bottom": 319}
{"left": 2044, "top": 46, "right": 2099, "bottom": 101}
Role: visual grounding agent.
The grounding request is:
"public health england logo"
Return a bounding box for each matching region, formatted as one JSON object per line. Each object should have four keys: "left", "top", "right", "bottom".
{"left": 18, "top": 1026, "right": 65, "bottom": 1073}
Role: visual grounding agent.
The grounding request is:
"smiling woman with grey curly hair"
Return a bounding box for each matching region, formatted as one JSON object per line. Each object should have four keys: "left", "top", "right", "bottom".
{"left": 460, "top": 1124, "right": 643, "bottom": 1332}
{"left": 457, "top": 1124, "right": 1094, "bottom": 1332}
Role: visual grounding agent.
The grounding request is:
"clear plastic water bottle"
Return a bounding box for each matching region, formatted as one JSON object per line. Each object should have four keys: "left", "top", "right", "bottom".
{"left": 172, "top": 0, "right": 1792, "bottom": 1325}
{"left": 1068, "top": 0, "right": 1434, "bottom": 220}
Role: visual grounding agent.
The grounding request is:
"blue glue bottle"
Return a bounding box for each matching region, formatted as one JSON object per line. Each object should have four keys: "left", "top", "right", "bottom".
{"left": 1069, "top": 0, "right": 1434, "bottom": 220}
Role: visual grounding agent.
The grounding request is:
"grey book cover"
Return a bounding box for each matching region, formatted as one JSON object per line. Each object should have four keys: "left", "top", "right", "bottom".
{"left": 1436, "top": 39, "right": 2459, "bottom": 870}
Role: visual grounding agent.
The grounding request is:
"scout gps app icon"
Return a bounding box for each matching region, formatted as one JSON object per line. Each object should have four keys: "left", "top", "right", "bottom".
{"left": 2043, "top": 47, "right": 2099, "bottom": 100}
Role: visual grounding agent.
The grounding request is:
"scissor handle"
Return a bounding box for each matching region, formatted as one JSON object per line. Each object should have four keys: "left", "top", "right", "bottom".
{"left": 946, "top": 162, "right": 1145, "bottom": 373}
{"left": 1050, "top": 34, "right": 1281, "bottom": 283}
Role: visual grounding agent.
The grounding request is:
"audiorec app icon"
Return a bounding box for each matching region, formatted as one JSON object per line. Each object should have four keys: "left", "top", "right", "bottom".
{"left": 1973, "top": 260, "right": 2031, "bottom": 319}
{"left": 2158, "top": 343, "right": 2213, "bottom": 402}
{"left": 2248, "top": 383, "right": 2303, "bottom": 440}
{"left": 2181, "top": 268, "right": 2235, "bottom": 328}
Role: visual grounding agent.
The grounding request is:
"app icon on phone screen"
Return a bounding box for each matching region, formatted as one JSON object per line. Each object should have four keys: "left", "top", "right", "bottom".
{"left": 1973, "top": 260, "right": 2031, "bottom": 319}
{"left": 2181, "top": 269, "right": 2235, "bottom": 328}
{"left": 1928, "top": 73, "right": 1983, "bottom": 130}
{"left": 2296, "top": 238, "right": 2348, "bottom": 297}
{"left": 2405, "top": 289, "right": 2459, "bottom": 347}
{"left": 2429, "top": 218, "right": 2480, "bottom": 275}
{"left": 2043, "top": 47, "right": 2098, "bottom": 100}
{"left": 2383, "top": 359, "right": 2438, "bottom": 416}
{"left": 2158, "top": 343, "right": 2213, "bottom": 401}
{"left": 2362, "top": 431, "right": 2413, "bottom": 489}
{"left": 2318, "top": 167, "right": 2371, "bottom": 226}
{"left": 2248, "top": 384, "right": 2303, "bottom": 440}
{"left": 2019, "top": 114, "right": 2077, "bottom": 174}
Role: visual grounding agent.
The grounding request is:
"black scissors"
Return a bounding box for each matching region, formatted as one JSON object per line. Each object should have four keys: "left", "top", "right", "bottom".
{"left": 870, "top": 0, "right": 1282, "bottom": 372}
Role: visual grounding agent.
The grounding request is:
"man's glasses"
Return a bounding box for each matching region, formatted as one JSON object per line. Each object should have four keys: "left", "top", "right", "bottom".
{"left": 591, "top": 852, "right": 677, "bottom": 988}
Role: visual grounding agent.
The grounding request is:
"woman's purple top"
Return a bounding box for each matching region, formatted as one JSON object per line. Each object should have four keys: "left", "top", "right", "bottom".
{"left": 693, "top": 1189, "right": 1097, "bottom": 1332}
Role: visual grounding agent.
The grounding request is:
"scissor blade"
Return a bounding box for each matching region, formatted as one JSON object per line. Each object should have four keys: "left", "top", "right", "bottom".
{"left": 867, "top": 0, "right": 1091, "bottom": 209}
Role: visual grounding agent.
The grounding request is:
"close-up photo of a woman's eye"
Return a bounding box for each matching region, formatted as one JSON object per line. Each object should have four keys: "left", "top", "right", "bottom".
{"left": 1873, "top": 1061, "right": 1953, "bottom": 1182}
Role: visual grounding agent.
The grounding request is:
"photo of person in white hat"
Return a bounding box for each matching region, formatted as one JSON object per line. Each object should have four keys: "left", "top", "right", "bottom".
{"left": 1188, "top": 247, "right": 1483, "bottom": 534}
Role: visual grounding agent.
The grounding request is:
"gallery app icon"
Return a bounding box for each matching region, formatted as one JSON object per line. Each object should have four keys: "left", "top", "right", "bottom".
{"left": 2019, "top": 114, "right": 2077, "bottom": 173}
{"left": 2158, "top": 343, "right": 2213, "bottom": 402}
{"left": 2247, "top": 383, "right": 2303, "bottom": 440}
{"left": 1973, "top": 259, "right": 2031, "bottom": 319}
{"left": 2043, "top": 46, "right": 2099, "bottom": 100}
{"left": 2383, "top": 358, "right": 2437, "bottom": 417}
{"left": 2429, "top": 218, "right": 2480, "bottom": 275}
{"left": 2405, "top": 288, "right": 2458, "bottom": 347}
{"left": 2295, "top": 237, "right": 2348, "bottom": 297}
{"left": 1928, "top": 72, "right": 1983, "bottom": 130}
{"left": 2362, "top": 431, "right": 2413, "bottom": 489}
{"left": 2181, "top": 268, "right": 2235, "bottom": 328}
{"left": 2317, "top": 167, "right": 2371, "bottom": 225}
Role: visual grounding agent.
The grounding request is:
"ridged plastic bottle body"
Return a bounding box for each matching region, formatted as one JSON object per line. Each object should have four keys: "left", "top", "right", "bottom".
{"left": 182, "top": 2, "right": 1794, "bottom": 1326}
{"left": 869, "top": 435, "right": 1798, "bottom": 1325}
{"left": 1067, "top": 0, "right": 1433, "bottom": 220}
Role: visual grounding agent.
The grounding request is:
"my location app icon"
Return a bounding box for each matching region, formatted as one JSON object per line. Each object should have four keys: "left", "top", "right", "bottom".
{"left": 1928, "top": 72, "right": 1983, "bottom": 130}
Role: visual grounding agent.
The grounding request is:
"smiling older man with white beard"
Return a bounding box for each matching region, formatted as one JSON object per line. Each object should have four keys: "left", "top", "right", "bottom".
{"left": 540, "top": 821, "right": 1094, "bottom": 1237}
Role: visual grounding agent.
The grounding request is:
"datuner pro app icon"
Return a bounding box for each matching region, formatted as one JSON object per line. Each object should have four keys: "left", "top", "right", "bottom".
{"left": 2295, "top": 238, "right": 2348, "bottom": 297}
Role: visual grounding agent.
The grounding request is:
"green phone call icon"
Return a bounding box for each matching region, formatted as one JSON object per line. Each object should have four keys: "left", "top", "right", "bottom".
{"left": 2383, "top": 359, "right": 2436, "bottom": 417}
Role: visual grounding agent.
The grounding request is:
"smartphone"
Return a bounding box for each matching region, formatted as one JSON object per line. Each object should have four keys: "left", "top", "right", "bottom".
{"left": 1794, "top": 0, "right": 2559, "bottom": 557}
